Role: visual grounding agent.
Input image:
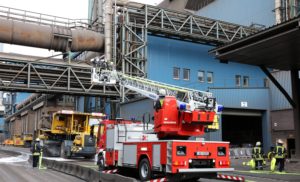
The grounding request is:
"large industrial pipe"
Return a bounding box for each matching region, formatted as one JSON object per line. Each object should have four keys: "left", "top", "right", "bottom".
{"left": 105, "top": 0, "right": 113, "bottom": 62}
{"left": 0, "top": 18, "right": 104, "bottom": 52}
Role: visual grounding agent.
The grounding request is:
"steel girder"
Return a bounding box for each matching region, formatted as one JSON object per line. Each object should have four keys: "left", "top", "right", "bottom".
{"left": 0, "top": 56, "right": 119, "bottom": 97}
{"left": 114, "top": 3, "right": 258, "bottom": 78}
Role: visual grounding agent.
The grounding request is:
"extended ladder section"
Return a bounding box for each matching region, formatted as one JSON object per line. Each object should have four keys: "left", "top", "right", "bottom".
{"left": 91, "top": 69, "right": 216, "bottom": 111}
{"left": 119, "top": 73, "right": 216, "bottom": 111}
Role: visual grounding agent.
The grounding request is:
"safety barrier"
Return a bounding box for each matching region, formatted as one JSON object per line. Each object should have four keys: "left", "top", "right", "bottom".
{"left": 230, "top": 148, "right": 252, "bottom": 159}
{"left": 39, "top": 157, "right": 137, "bottom": 182}
{"left": 8, "top": 149, "right": 137, "bottom": 182}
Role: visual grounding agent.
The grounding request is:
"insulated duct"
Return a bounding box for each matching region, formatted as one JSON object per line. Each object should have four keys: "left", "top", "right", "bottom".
{"left": 104, "top": 0, "right": 113, "bottom": 62}
{"left": 0, "top": 18, "right": 104, "bottom": 52}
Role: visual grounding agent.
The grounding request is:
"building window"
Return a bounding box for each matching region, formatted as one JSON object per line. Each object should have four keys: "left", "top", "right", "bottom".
{"left": 173, "top": 67, "right": 180, "bottom": 80}
{"left": 235, "top": 75, "right": 241, "bottom": 87}
{"left": 183, "top": 68, "right": 190, "bottom": 80}
{"left": 243, "top": 76, "right": 249, "bottom": 87}
{"left": 207, "top": 72, "right": 213, "bottom": 83}
{"left": 198, "top": 70, "right": 205, "bottom": 82}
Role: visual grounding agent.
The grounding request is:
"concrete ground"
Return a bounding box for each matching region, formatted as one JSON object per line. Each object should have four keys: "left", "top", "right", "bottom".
{"left": 1, "top": 146, "right": 300, "bottom": 181}
{"left": 0, "top": 149, "right": 84, "bottom": 182}
{"left": 227, "top": 158, "right": 300, "bottom": 182}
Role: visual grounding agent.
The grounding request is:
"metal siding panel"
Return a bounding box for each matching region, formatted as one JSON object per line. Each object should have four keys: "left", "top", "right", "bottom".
{"left": 210, "top": 88, "right": 269, "bottom": 110}
{"left": 271, "top": 110, "right": 294, "bottom": 131}
{"left": 123, "top": 145, "right": 137, "bottom": 165}
{"left": 147, "top": 35, "right": 266, "bottom": 92}
{"left": 153, "top": 144, "right": 161, "bottom": 168}
{"left": 120, "top": 99, "right": 154, "bottom": 122}
{"left": 195, "top": 0, "right": 275, "bottom": 27}
{"left": 269, "top": 71, "right": 292, "bottom": 110}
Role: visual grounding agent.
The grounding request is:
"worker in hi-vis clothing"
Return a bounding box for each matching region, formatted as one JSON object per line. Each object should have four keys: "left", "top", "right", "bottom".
{"left": 154, "top": 89, "right": 166, "bottom": 112}
{"left": 273, "top": 139, "right": 287, "bottom": 172}
{"left": 31, "top": 138, "right": 41, "bottom": 168}
{"left": 252, "top": 141, "right": 264, "bottom": 170}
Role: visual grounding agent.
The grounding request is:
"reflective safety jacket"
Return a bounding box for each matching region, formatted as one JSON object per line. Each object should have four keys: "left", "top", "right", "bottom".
{"left": 274, "top": 145, "right": 286, "bottom": 159}
{"left": 252, "top": 146, "right": 263, "bottom": 160}
{"left": 154, "top": 97, "right": 165, "bottom": 111}
{"left": 32, "top": 143, "right": 41, "bottom": 156}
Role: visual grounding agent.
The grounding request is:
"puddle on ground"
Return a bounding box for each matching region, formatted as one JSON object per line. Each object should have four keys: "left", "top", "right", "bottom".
{"left": 0, "top": 153, "right": 29, "bottom": 163}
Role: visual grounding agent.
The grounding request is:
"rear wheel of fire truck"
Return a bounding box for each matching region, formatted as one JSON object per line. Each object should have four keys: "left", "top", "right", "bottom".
{"left": 138, "top": 158, "right": 152, "bottom": 181}
{"left": 98, "top": 156, "right": 105, "bottom": 171}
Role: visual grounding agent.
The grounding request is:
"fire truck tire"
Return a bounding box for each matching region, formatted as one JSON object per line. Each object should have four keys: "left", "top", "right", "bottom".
{"left": 98, "top": 156, "right": 105, "bottom": 171}
{"left": 138, "top": 158, "right": 152, "bottom": 181}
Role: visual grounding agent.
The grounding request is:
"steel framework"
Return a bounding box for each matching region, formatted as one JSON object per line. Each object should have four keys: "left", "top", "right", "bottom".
{"left": 0, "top": 53, "right": 119, "bottom": 97}
{"left": 114, "top": 3, "right": 258, "bottom": 78}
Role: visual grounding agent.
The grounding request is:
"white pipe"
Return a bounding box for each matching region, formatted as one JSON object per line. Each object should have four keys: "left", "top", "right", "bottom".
{"left": 275, "top": 0, "right": 282, "bottom": 24}
{"left": 105, "top": 0, "right": 113, "bottom": 63}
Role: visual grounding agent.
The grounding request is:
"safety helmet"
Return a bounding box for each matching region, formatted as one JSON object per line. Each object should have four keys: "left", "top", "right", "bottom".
{"left": 35, "top": 138, "right": 40, "bottom": 142}
{"left": 256, "top": 141, "right": 261, "bottom": 146}
{"left": 277, "top": 139, "right": 284, "bottom": 144}
{"left": 158, "top": 89, "right": 166, "bottom": 96}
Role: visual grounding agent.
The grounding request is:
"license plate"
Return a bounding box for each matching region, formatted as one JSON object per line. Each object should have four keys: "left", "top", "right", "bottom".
{"left": 195, "top": 151, "right": 210, "bottom": 156}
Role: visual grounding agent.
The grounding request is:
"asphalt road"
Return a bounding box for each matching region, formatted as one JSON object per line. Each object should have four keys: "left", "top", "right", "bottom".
{"left": 2, "top": 146, "right": 300, "bottom": 182}
{"left": 0, "top": 151, "right": 84, "bottom": 182}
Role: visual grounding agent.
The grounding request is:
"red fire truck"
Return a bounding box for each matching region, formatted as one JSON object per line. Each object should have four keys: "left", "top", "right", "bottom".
{"left": 91, "top": 65, "right": 233, "bottom": 180}
{"left": 96, "top": 97, "right": 233, "bottom": 181}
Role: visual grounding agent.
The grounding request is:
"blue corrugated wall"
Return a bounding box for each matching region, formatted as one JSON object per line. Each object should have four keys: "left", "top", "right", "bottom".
{"left": 0, "top": 117, "right": 3, "bottom": 132}
{"left": 210, "top": 88, "right": 269, "bottom": 110}
{"left": 196, "top": 0, "right": 275, "bottom": 27}
{"left": 270, "top": 71, "right": 293, "bottom": 110}
{"left": 148, "top": 35, "right": 267, "bottom": 107}
{"left": 147, "top": 35, "right": 271, "bottom": 149}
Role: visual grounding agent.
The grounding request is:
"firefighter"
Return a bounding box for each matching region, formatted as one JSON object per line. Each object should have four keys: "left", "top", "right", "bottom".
{"left": 31, "top": 138, "right": 41, "bottom": 168}
{"left": 154, "top": 89, "right": 166, "bottom": 111}
{"left": 273, "top": 139, "right": 287, "bottom": 172}
{"left": 252, "top": 141, "right": 264, "bottom": 170}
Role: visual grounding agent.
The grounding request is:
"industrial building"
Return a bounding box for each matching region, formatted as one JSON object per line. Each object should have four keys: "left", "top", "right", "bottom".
{"left": 0, "top": 0, "right": 298, "bottom": 160}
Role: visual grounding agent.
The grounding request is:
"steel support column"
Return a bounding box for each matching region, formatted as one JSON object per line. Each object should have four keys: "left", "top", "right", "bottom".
{"left": 260, "top": 66, "right": 296, "bottom": 107}
{"left": 291, "top": 69, "right": 300, "bottom": 158}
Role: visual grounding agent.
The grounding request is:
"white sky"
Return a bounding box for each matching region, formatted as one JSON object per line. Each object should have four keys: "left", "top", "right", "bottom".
{"left": 0, "top": 0, "right": 163, "bottom": 57}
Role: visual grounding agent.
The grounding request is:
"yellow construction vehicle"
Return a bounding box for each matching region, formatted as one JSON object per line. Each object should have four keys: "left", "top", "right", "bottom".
{"left": 3, "top": 139, "right": 14, "bottom": 145}
{"left": 13, "top": 135, "right": 24, "bottom": 146}
{"left": 38, "top": 110, "right": 105, "bottom": 158}
{"left": 23, "top": 133, "right": 33, "bottom": 147}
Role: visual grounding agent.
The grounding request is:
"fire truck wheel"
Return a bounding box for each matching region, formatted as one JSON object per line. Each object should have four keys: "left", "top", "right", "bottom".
{"left": 139, "top": 158, "right": 152, "bottom": 181}
{"left": 98, "top": 156, "right": 105, "bottom": 171}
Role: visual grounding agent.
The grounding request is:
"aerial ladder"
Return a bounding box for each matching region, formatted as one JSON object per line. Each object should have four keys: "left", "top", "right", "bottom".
{"left": 90, "top": 57, "right": 221, "bottom": 131}
{"left": 90, "top": 58, "right": 232, "bottom": 181}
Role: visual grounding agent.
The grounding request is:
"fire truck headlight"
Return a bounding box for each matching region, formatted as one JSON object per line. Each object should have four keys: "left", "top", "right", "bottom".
{"left": 176, "top": 146, "right": 186, "bottom": 156}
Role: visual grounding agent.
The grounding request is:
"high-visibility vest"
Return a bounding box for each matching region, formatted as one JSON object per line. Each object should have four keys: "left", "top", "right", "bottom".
{"left": 33, "top": 143, "right": 40, "bottom": 156}
{"left": 159, "top": 98, "right": 164, "bottom": 107}
{"left": 275, "top": 146, "right": 285, "bottom": 159}
{"left": 253, "top": 147, "right": 263, "bottom": 160}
